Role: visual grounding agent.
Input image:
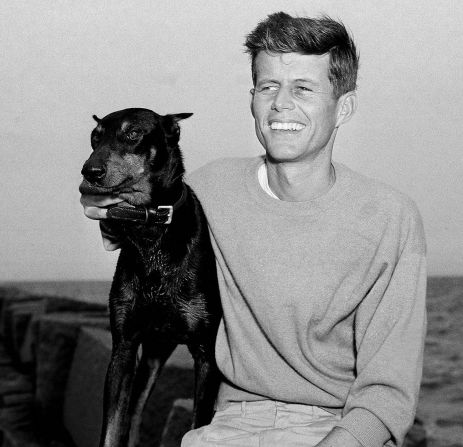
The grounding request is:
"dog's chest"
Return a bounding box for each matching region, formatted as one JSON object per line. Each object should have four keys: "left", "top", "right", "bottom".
{"left": 117, "top": 229, "right": 210, "bottom": 337}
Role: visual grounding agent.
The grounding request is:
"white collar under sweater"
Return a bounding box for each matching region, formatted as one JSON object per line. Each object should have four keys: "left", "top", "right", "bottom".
{"left": 257, "top": 162, "right": 280, "bottom": 200}
{"left": 258, "top": 161, "right": 337, "bottom": 201}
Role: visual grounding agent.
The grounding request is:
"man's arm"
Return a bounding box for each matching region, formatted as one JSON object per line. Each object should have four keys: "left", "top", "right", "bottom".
{"left": 315, "top": 427, "right": 363, "bottom": 447}
{"left": 331, "top": 203, "right": 427, "bottom": 447}
{"left": 80, "top": 194, "right": 123, "bottom": 250}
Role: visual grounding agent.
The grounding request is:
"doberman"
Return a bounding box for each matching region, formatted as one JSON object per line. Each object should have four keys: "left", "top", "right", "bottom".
{"left": 79, "top": 108, "right": 222, "bottom": 447}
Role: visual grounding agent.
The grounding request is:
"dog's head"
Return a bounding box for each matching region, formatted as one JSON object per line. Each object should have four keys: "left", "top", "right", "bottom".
{"left": 79, "top": 108, "right": 192, "bottom": 205}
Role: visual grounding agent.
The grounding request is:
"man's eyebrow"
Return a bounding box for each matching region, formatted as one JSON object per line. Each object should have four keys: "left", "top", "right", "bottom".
{"left": 256, "top": 78, "right": 280, "bottom": 84}
{"left": 294, "top": 78, "right": 320, "bottom": 85}
{"left": 256, "top": 78, "right": 321, "bottom": 86}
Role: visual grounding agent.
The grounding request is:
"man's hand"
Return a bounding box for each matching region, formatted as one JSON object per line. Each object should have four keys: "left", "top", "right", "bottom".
{"left": 80, "top": 194, "right": 124, "bottom": 251}
{"left": 81, "top": 194, "right": 123, "bottom": 219}
{"left": 315, "top": 427, "right": 364, "bottom": 447}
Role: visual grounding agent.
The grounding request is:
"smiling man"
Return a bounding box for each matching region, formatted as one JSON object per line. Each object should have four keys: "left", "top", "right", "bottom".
{"left": 81, "top": 12, "right": 427, "bottom": 447}
{"left": 250, "top": 50, "right": 355, "bottom": 202}
{"left": 179, "top": 13, "right": 426, "bottom": 447}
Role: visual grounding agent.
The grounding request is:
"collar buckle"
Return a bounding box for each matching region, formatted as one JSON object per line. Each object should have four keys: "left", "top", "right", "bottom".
{"left": 145, "top": 205, "right": 174, "bottom": 224}
{"left": 157, "top": 205, "right": 173, "bottom": 224}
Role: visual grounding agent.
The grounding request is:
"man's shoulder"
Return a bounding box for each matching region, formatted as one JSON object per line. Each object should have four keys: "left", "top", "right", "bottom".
{"left": 337, "top": 163, "right": 425, "bottom": 251}
{"left": 338, "top": 162, "right": 420, "bottom": 218}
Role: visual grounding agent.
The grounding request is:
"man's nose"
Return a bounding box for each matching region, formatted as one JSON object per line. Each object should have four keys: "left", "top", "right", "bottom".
{"left": 271, "top": 87, "right": 295, "bottom": 111}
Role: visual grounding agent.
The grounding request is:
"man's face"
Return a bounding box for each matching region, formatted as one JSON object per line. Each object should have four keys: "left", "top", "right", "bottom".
{"left": 251, "top": 51, "right": 344, "bottom": 164}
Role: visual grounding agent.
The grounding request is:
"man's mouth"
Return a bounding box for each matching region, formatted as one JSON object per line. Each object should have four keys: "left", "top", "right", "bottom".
{"left": 269, "top": 121, "right": 306, "bottom": 131}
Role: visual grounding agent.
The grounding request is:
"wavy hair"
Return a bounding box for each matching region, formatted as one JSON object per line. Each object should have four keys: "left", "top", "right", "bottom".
{"left": 244, "top": 12, "right": 359, "bottom": 98}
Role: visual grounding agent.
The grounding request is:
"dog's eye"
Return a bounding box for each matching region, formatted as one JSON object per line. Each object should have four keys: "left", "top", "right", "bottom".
{"left": 127, "top": 130, "right": 141, "bottom": 141}
{"left": 91, "top": 132, "right": 102, "bottom": 145}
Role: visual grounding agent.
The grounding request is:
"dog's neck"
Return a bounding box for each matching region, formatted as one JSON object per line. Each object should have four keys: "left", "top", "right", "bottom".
{"left": 148, "top": 178, "right": 185, "bottom": 209}
{"left": 122, "top": 178, "right": 189, "bottom": 268}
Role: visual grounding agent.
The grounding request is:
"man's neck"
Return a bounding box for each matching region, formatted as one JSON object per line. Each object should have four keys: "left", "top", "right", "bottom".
{"left": 266, "top": 156, "right": 335, "bottom": 202}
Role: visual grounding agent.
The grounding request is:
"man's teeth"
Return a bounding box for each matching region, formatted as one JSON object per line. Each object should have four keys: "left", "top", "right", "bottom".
{"left": 269, "top": 122, "right": 305, "bottom": 131}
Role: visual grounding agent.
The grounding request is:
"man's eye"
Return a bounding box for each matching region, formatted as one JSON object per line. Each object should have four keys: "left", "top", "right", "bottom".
{"left": 293, "top": 86, "right": 316, "bottom": 99}
{"left": 257, "top": 85, "right": 279, "bottom": 95}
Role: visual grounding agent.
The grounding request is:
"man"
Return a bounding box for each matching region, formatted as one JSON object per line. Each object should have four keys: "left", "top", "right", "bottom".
{"left": 82, "top": 12, "right": 427, "bottom": 447}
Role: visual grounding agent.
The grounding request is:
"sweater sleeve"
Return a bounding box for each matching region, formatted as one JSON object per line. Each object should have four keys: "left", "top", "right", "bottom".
{"left": 335, "top": 204, "right": 427, "bottom": 447}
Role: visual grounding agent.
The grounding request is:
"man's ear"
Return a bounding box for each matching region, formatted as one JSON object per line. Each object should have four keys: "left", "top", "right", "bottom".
{"left": 249, "top": 88, "right": 256, "bottom": 118}
{"left": 335, "top": 91, "right": 357, "bottom": 128}
{"left": 162, "top": 113, "right": 193, "bottom": 141}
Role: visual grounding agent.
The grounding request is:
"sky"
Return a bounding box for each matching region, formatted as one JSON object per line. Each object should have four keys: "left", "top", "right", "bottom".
{"left": 1, "top": 0, "right": 462, "bottom": 280}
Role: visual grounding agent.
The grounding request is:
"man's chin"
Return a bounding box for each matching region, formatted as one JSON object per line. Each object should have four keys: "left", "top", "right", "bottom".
{"left": 264, "top": 147, "right": 302, "bottom": 164}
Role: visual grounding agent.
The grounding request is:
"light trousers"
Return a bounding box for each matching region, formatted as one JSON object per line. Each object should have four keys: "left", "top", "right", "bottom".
{"left": 181, "top": 400, "right": 341, "bottom": 447}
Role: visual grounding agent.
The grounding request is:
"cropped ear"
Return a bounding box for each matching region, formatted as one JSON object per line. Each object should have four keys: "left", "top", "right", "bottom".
{"left": 162, "top": 113, "right": 193, "bottom": 142}
{"left": 171, "top": 113, "right": 193, "bottom": 122}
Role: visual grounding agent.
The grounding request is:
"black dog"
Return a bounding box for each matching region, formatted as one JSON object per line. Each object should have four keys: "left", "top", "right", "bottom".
{"left": 79, "top": 108, "right": 222, "bottom": 447}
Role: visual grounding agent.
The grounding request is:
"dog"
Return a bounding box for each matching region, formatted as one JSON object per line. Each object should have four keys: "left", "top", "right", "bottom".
{"left": 79, "top": 108, "right": 222, "bottom": 447}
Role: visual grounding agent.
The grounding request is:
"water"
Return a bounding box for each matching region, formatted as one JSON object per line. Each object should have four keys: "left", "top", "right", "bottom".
{"left": 419, "top": 276, "right": 463, "bottom": 445}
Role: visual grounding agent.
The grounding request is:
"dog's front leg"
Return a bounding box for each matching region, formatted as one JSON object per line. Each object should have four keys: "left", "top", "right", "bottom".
{"left": 127, "top": 339, "right": 177, "bottom": 447}
{"left": 189, "top": 343, "right": 221, "bottom": 428}
{"left": 100, "top": 338, "right": 139, "bottom": 447}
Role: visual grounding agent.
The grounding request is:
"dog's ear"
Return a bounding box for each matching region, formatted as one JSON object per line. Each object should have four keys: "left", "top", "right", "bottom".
{"left": 171, "top": 113, "right": 193, "bottom": 122}
{"left": 162, "top": 113, "right": 193, "bottom": 142}
{"left": 92, "top": 115, "right": 102, "bottom": 124}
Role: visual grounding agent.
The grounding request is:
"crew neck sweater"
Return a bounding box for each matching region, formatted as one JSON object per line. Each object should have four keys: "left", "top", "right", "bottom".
{"left": 187, "top": 156, "right": 427, "bottom": 447}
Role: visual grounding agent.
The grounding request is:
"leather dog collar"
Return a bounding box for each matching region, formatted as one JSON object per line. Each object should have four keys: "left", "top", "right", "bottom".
{"left": 106, "top": 184, "right": 188, "bottom": 225}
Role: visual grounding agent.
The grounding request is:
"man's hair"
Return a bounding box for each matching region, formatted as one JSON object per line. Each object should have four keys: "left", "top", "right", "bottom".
{"left": 244, "top": 12, "right": 359, "bottom": 98}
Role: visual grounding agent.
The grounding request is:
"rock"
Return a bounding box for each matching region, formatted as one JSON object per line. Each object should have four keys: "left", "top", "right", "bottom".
{"left": 0, "top": 296, "right": 44, "bottom": 357}
{"left": 1, "top": 429, "right": 45, "bottom": 447}
{"left": 8, "top": 301, "right": 47, "bottom": 365}
{"left": 0, "top": 340, "right": 39, "bottom": 447}
{"left": 63, "top": 327, "right": 195, "bottom": 447}
{"left": 160, "top": 399, "right": 193, "bottom": 447}
{"left": 34, "top": 313, "right": 109, "bottom": 445}
{"left": 0, "top": 287, "right": 35, "bottom": 328}
{"left": 0, "top": 286, "right": 107, "bottom": 366}
{"left": 63, "top": 327, "right": 112, "bottom": 447}
{"left": 139, "top": 347, "right": 194, "bottom": 446}
{"left": 403, "top": 417, "right": 428, "bottom": 446}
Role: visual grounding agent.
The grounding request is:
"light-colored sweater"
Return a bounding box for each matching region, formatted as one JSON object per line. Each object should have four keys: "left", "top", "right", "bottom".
{"left": 187, "top": 156, "right": 427, "bottom": 447}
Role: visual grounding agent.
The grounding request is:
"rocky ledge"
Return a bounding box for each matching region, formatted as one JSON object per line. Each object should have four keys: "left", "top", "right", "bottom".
{"left": 0, "top": 283, "right": 459, "bottom": 446}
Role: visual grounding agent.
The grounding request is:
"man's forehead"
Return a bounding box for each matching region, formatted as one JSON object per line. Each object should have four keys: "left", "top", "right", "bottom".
{"left": 254, "top": 51, "right": 331, "bottom": 81}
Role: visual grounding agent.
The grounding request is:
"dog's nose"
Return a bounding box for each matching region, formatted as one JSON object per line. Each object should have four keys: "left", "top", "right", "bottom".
{"left": 81, "top": 165, "right": 106, "bottom": 184}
